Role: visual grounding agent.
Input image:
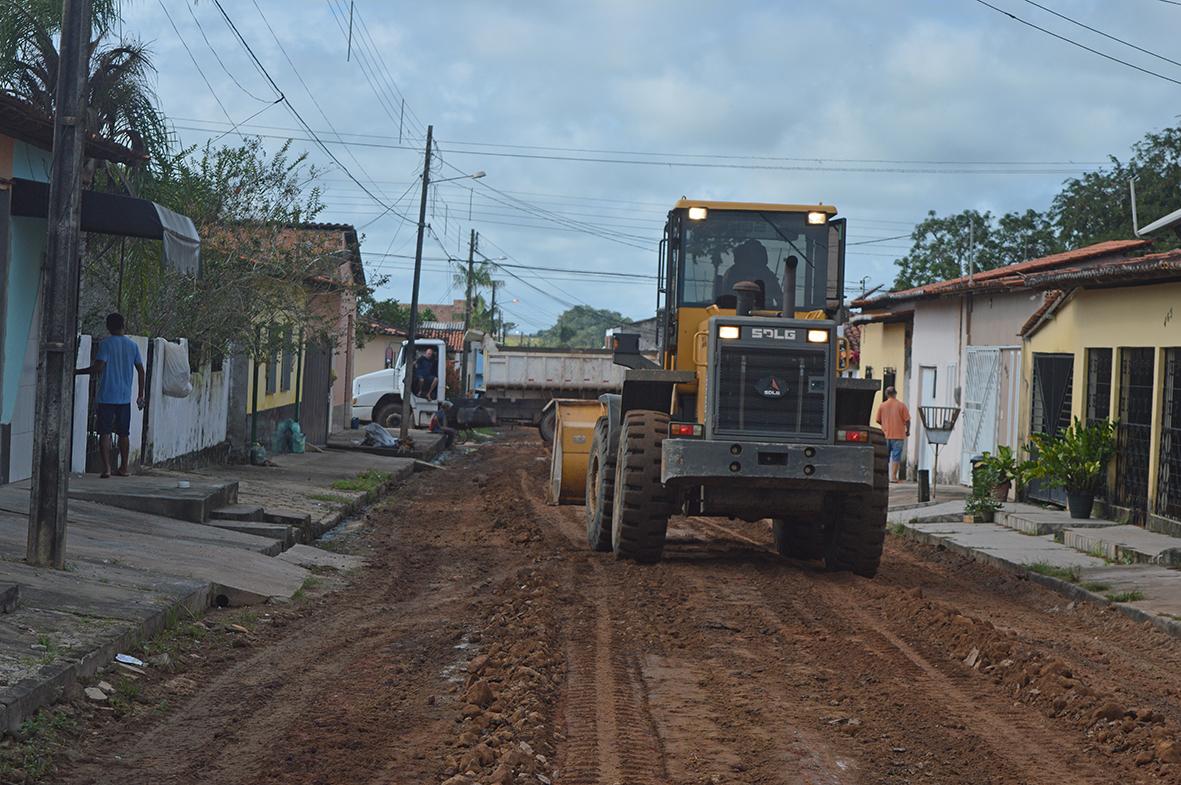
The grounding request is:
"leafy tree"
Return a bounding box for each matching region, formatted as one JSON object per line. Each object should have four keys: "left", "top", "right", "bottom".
{"left": 0, "top": 0, "right": 170, "bottom": 178}
{"left": 892, "top": 210, "right": 993, "bottom": 289}
{"left": 1053, "top": 127, "right": 1181, "bottom": 252}
{"left": 357, "top": 297, "right": 435, "bottom": 333}
{"left": 532, "top": 305, "right": 631, "bottom": 349}
{"left": 81, "top": 139, "right": 364, "bottom": 364}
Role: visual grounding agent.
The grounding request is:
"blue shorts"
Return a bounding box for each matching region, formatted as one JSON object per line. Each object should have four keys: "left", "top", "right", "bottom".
{"left": 887, "top": 439, "right": 905, "bottom": 462}
{"left": 95, "top": 403, "right": 131, "bottom": 437}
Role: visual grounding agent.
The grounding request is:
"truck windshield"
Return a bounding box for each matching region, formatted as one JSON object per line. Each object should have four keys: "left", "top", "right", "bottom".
{"left": 679, "top": 210, "right": 830, "bottom": 310}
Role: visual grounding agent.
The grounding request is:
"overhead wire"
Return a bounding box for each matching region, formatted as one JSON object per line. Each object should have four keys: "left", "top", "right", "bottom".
{"left": 1019, "top": 0, "right": 1181, "bottom": 69}
{"left": 972, "top": 0, "right": 1181, "bottom": 86}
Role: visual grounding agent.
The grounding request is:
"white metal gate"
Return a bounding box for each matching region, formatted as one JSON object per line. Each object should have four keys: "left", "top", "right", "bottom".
{"left": 960, "top": 347, "right": 1000, "bottom": 484}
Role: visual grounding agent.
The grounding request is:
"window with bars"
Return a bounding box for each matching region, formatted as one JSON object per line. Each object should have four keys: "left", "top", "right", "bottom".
{"left": 1157, "top": 349, "right": 1181, "bottom": 520}
{"left": 1085, "top": 348, "right": 1112, "bottom": 424}
{"left": 280, "top": 327, "right": 294, "bottom": 393}
{"left": 1115, "top": 348, "right": 1154, "bottom": 519}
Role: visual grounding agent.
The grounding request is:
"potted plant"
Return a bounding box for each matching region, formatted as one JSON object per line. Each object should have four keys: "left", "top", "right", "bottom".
{"left": 978, "top": 445, "right": 1021, "bottom": 501}
{"left": 964, "top": 460, "right": 1003, "bottom": 523}
{"left": 1026, "top": 418, "right": 1117, "bottom": 519}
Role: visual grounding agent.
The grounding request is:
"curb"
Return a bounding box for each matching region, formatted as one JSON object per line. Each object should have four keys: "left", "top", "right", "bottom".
{"left": 308, "top": 462, "right": 417, "bottom": 539}
{"left": 0, "top": 581, "right": 210, "bottom": 736}
{"left": 893, "top": 524, "right": 1181, "bottom": 642}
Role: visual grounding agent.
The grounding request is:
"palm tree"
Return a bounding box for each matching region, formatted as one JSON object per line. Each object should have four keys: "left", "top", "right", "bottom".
{"left": 0, "top": 0, "right": 170, "bottom": 178}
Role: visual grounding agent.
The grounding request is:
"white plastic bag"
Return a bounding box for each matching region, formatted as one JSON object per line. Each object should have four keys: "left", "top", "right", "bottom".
{"left": 161, "top": 340, "right": 193, "bottom": 398}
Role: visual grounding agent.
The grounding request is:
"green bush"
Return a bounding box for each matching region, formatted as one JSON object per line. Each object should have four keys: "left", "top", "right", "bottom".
{"left": 1025, "top": 418, "right": 1117, "bottom": 495}
{"left": 965, "top": 459, "right": 1002, "bottom": 517}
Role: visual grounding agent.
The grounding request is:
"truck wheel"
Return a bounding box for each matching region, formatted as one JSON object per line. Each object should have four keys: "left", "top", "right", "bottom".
{"left": 772, "top": 517, "right": 824, "bottom": 561}
{"left": 372, "top": 401, "right": 402, "bottom": 428}
{"left": 823, "top": 428, "right": 889, "bottom": 577}
{"left": 585, "top": 416, "right": 615, "bottom": 552}
{"left": 611, "top": 410, "right": 671, "bottom": 563}
{"left": 538, "top": 408, "right": 556, "bottom": 443}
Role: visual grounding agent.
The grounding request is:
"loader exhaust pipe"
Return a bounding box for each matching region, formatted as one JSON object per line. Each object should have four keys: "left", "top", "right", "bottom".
{"left": 783, "top": 255, "right": 798, "bottom": 317}
{"left": 733, "top": 280, "right": 760, "bottom": 317}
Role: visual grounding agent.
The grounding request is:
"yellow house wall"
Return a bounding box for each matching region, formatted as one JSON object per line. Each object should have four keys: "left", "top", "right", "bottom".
{"left": 859, "top": 321, "right": 909, "bottom": 420}
{"left": 1021, "top": 282, "right": 1181, "bottom": 512}
{"left": 246, "top": 349, "right": 303, "bottom": 414}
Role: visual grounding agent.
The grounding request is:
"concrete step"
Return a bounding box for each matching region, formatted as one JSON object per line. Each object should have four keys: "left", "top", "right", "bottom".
{"left": 66, "top": 477, "right": 238, "bottom": 523}
{"left": 1062, "top": 525, "right": 1181, "bottom": 566}
{"left": 276, "top": 544, "right": 364, "bottom": 571}
{"left": 903, "top": 521, "right": 1107, "bottom": 570}
{"left": 201, "top": 520, "right": 295, "bottom": 551}
{"left": 887, "top": 500, "right": 964, "bottom": 524}
{"left": 0, "top": 583, "right": 18, "bottom": 614}
{"left": 998, "top": 508, "right": 1124, "bottom": 536}
{"left": 210, "top": 503, "right": 266, "bottom": 522}
{"left": 261, "top": 509, "right": 314, "bottom": 542}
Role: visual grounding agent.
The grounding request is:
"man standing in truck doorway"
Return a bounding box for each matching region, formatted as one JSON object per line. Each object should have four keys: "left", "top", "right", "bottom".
{"left": 875, "top": 386, "right": 910, "bottom": 483}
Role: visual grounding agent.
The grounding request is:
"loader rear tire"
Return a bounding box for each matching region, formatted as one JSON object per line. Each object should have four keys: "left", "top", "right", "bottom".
{"left": 611, "top": 410, "right": 671, "bottom": 563}
{"left": 772, "top": 518, "right": 824, "bottom": 561}
{"left": 538, "top": 407, "right": 556, "bottom": 444}
{"left": 585, "top": 416, "right": 615, "bottom": 552}
{"left": 823, "top": 427, "right": 889, "bottom": 577}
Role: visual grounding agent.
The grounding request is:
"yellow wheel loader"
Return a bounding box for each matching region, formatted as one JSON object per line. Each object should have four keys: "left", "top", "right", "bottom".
{"left": 549, "top": 200, "right": 886, "bottom": 576}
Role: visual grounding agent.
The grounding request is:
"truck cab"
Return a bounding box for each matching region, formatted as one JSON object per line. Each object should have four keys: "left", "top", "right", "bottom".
{"left": 352, "top": 338, "right": 447, "bottom": 428}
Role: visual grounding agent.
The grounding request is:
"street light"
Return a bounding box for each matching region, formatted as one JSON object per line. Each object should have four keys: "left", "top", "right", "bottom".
{"left": 400, "top": 134, "right": 486, "bottom": 442}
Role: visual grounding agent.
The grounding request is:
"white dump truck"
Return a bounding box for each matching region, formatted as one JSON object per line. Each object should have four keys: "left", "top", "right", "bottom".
{"left": 463, "top": 331, "right": 628, "bottom": 441}
{"left": 352, "top": 338, "right": 448, "bottom": 429}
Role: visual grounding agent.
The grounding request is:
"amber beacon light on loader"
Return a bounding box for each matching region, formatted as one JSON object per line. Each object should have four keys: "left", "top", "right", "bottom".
{"left": 547, "top": 199, "right": 888, "bottom": 576}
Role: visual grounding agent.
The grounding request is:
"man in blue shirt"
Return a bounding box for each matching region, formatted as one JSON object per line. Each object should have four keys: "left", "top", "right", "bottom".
{"left": 78, "top": 313, "right": 145, "bottom": 478}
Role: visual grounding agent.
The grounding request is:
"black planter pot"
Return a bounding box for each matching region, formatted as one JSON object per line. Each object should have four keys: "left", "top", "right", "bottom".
{"left": 1067, "top": 491, "right": 1095, "bottom": 519}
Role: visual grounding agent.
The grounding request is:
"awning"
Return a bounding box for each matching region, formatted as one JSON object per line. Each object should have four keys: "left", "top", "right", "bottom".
{"left": 8, "top": 177, "right": 201, "bottom": 275}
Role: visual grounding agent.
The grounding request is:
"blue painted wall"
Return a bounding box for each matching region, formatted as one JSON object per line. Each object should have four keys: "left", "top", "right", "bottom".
{"left": 2, "top": 141, "right": 50, "bottom": 423}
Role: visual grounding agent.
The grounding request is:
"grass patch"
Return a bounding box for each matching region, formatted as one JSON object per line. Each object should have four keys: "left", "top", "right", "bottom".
{"left": 307, "top": 492, "right": 354, "bottom": 506}
{"left": 1026, "top": 562, "right": 1080, "bottom": 583}
{"left": 0, "top": 708, "right": 78, "bottom": 780}
{"left": 889, "top": 522, "right": 907, "bottom": 537}
{"left": 292, "top": 575, "right": 322, "bottom": 602}
{"left": 1105, "top": 590, "right": 1146, "bottom": 603}
{"left": 1080, "top": 581, "right": 1111, "bottom": 593}
{"left": 329, "top": 470, "right": 390, "bottom": 493}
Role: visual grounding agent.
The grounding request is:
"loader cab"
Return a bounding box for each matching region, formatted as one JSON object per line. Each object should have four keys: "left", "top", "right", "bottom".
{"left": 658, "top": 201, "right": 846, "bottom": 371}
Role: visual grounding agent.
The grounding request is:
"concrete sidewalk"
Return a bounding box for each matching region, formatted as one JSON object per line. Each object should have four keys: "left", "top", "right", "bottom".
{"left": 891, "top": 497, "right": 1181, "bottom": 638}
{"left": 0, "top": 447, "right": 419, "bottom": 735}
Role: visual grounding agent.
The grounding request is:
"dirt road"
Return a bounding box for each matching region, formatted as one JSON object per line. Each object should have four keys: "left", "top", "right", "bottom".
{"left": 52, "top": 435, "right": 1181, "bottom": 784}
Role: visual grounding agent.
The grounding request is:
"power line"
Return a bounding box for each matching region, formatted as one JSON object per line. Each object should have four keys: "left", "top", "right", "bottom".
{"left": 210, "top": 0, "right": 417, "bottom": 227}
{"left": 848, "top": 233, "right": 912, "bottom": 246}
{"left": 156, "top": 0, "right": 237, "bottom": 129}
{"left": 184, "top": 0, "right": 274, "bottom": 103}
{"left": 972, "top": 0, "right": 1181, "bottom": 86}
{"left": 169, "top": 122, "right": 1104, "bottom": 175}
{"left": 1021, "top": 0, "right": 1181, "bottom": 69}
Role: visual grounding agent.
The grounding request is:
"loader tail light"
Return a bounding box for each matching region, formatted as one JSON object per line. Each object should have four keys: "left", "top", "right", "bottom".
{"left": 669, "top": 422, "right": 703, "bottom": 438}
{"left": 837, "top": 429, "right": 868, "bottom": 443}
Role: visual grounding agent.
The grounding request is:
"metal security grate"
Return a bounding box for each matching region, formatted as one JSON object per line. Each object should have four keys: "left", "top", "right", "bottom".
{"left": 1156, "top": 349, "right": 1181, "bottom": 520}
{"left": 714, "top": 347, "right": 828, "bottom": 438}
{"left": 1115, "top": 348, "right": 1154, "bottom": 520}
{"left": 1028, "top": 353, "right": 1074, "bottom": 506}
{"left": 1085, "top": 348, "right": 1113, "bottom": 424}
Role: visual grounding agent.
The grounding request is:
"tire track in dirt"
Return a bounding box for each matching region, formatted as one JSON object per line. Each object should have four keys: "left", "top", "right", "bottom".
{"left": 517, "top": 469, "right": 668, "bottom": 785}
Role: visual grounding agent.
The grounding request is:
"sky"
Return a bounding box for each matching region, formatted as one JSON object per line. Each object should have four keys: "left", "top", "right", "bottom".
{"left": 121, "top": 0, "right": 1181, "bottom": 333}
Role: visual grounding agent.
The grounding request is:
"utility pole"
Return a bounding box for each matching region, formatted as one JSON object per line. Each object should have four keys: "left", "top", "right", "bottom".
{"left": 399, "top": 124, "right": 432, "bottom": 443}
{"left": 489, "top": 280, "right": 499, "bottom": 344}
{"left": 459, "top": 229, "right": 477, "bottom": 395}
{"left": 28, "top": 0, "right": 92, "bottom": 568}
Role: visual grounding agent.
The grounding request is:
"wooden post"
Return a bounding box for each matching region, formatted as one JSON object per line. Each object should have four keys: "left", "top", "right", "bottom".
{"left": 27, "top": 0, "right": 93, "bottom": 568}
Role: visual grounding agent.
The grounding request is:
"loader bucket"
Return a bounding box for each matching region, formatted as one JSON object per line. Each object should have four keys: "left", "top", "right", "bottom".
{"left": 546, "top": 398, "right": 605, "bottom": 505}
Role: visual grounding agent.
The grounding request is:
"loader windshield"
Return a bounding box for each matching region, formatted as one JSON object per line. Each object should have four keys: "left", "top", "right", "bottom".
{"left": 679, "top": 210, "right": 830, "bottom": 310}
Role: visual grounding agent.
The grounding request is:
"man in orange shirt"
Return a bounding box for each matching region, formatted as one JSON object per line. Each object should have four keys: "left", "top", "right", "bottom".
{"left": 875, "top": 386, "right": 911, "bottom": 483}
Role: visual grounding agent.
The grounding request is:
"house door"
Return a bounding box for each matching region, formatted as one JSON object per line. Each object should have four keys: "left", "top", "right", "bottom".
{"left": 1157, "top": 349, "right": 1181, "bottom": 522}
{"left": 917, "top": 365, "right": 938, "bottom": 473}
{"left": 300, "top": 340, "right": 332, "bottom": 446}
{"left": 1028, "top": 353, "right": 1074, "bottom": 506}
{"left": 960, "top": 348, "right": 1000, "bottom": 484}
{"left": 1115, "top": 348, "right": 1154, "bottom": 522}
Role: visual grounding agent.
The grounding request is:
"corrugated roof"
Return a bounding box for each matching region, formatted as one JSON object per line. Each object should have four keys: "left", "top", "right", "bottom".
{"left": 1018, "top": 289, "right": 1066, "bottom": 337}
{"left": 1023, "top": 248, "right": 1181, "bottom": 288}
{"left": 851, "top": 239, "right": 1151, "bottom": 308}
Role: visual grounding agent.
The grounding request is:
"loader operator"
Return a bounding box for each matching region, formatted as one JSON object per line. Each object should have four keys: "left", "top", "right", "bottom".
{"left": 721, "top": 239, "right": 782, "bottom": 310}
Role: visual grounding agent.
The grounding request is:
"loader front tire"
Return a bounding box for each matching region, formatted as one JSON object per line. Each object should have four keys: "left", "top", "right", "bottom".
{"left": 585, "top": 416, "right": 615, "bottom": 552}
{"left": 823, "top": 428, "right": 889, "bottom": 577}
{"left": 611, "top": 410, "right": 671, "bottom": 563}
